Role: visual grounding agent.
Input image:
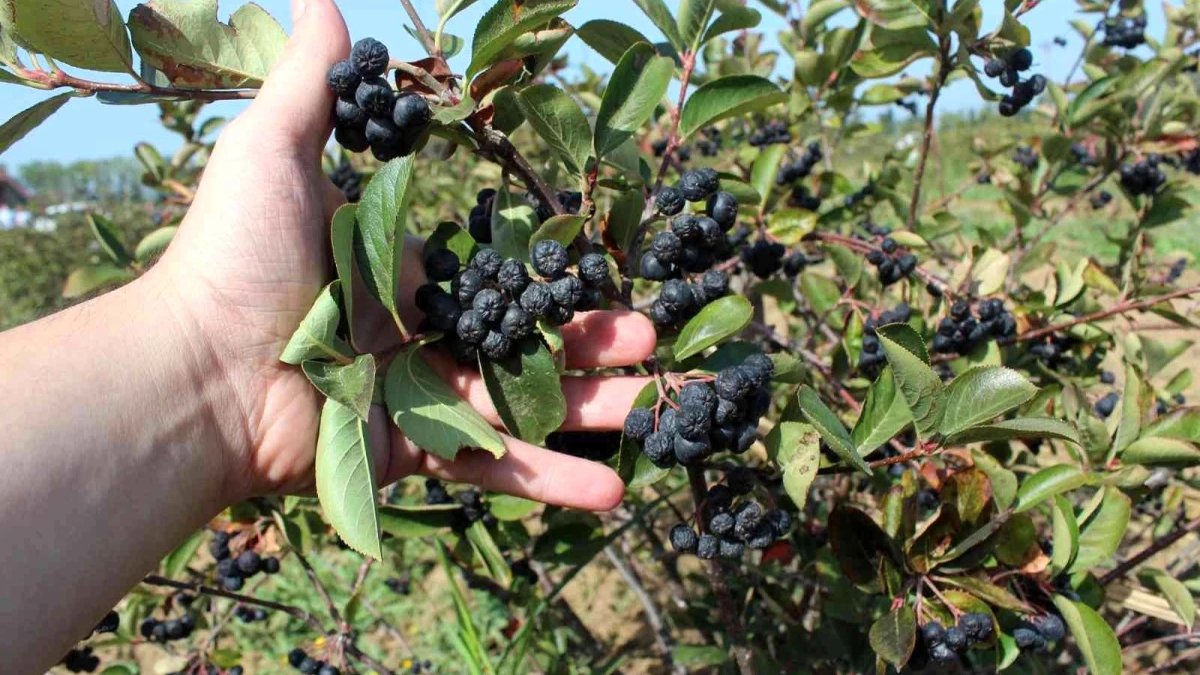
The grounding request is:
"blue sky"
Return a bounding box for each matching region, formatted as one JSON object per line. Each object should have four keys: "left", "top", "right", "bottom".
{"left": 0, "top": 1, "right": 1165, "bottom": 168}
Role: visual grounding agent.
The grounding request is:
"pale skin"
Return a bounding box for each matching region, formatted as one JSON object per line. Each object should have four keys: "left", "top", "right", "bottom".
{"left": 0, "top": 1, "right": 655, "bottom": 672}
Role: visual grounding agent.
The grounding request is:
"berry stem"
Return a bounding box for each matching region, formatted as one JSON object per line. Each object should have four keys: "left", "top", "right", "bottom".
{"left": 907, "top": 33, "right": 952, "bottom": 230}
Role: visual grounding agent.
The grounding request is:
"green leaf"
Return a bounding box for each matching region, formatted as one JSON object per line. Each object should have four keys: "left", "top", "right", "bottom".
{"left": 1014, "top": 465, "right": 1088, "bottom": 513}
{"left": 480, "top": 339, "right": 566, "bottom": 446}
{"left": 532, "top": 514, "right": 607, "bottom": 565}
{"left": 1050, "top": 495, "right": 1079, "bottom": 574}
{"left": 631, "top": 0, "right": 683, "bottom": 50}
{"left": 280, "top": 283, "right": 352, "bottom": 365}
{"left": 134, "top": 225, "right": 177, "bottom": 263}
{"left": 1122, "top": 437, "right": 1200, "bottom": 466}
{"left": 529, "top": 214, "right": 586, "bottom": 251}
{"left": 12, "top": 0, "right": 131, "bottom": 72}
{"left": 467, "top": 0, "right": 579, "bottom": 78}
{"left": 466, "top": 520, "right": 512, "bottom": 587}
{"left": 677, "top": 0, "right": 717, "bottom": 51}
{"left": 385, "top": 344, "right": 506, "bottom": 460}
{"left": 673, "top": 295, "right": 753, "bottom": 361}
{"left": 491, "top": 187, "right": 538, "bottom": 264}
{"left": 378, "top": 503, "right": 460, "bottom": 538}
{"left": 940, "top": 367, "right": 1037, "bottom": 437}
{"left": 854, "top": 0, "right": 931, "bottom": 29}
{"left": 516, "top": 84, "right": 592, "bottom": 176}
{"left": 797, "top": 386, "right": 871, "bottom": 474}
{"left": 84, "top": 212, "right": 133, "bottom": 268}
{"left": 749, "top": 143, "right": 787, "bottom": 214}
{"left": 850, "top": 26, "right": 936, "bottom": 78}
{"left": 488, "top": 493, "right": 540, "bottom": 521}
{"left": 303, "top": 355, "right": 376, "bottom": 421}
{"left": 701, "top": 5, "right": 761, "bottom": 44}
{"left": 604, "top": 188, "right": 646, "bottom": 255}
{"left": 330, "top": 204, "right": 357, "bottom": 348}
{"left": 0, "top": 93, "right": 71, "bottom": 156}
{"left": 765, "top": 407, "right": 820, "bottom": 510}
{"left": 1113, "top": 362, "right": 1147, "bottom": 457}
{"left": 851, "top": 367, "right": 911, "bottom": 456}
{"left": 617, "top": 382, "right": 671, "bottom": 487}
{"left": 161, "top": 529, "right": 204, "bottom": 579}
{"left": 1069, "top": 487, "right": 1130, "bottom": 573}
{"left": 315, "top": 397, "right": 382, "bottom": 559}
{"left": 594, "top": 43, "right": 674, "bottom": 159}
{"left": 869, "top": 605, "right": 916, "bottom": 667}
{"left": 875, "top": 323, "right": 944, "bottom": 441}
{"left": 1142, "top": 568, "right": 1196, "bottom": 630}
{"left": 127, "top": 0, "right": 286, "bottom": 88}
{"left": 679, "top": 75, "right": 786, "bottom": 140}
{"left": 427, "top": 220, "right": 479, "bottom": 265}
{"left": 971, "top": 449, "right": 1017, "bottom": 511}
{"left": 61, "top": 262, "right": 134, "bottom": 299}
{"left": 575, "top": 19, "right": 654, "bottom": 65}
{"left": 945, "top": 417, "right": 1081, "bottom": 446}
{"left": 1052, "top": 596, "right": 1121, "bottom": 675}
{"left": 1144, "top": 408, "right": 1200, "bottom": 443}
{"left": 356, "top": 156, "right": 417, "bottom": 326}
{"left": 407, "top": 24, "right": 464, "bottom": 57}
{"left": 828, "top": 505, "right": 894, "bottom": 586}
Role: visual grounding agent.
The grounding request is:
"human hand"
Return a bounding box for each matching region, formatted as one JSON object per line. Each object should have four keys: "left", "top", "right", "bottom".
{"left": 148, "top": 0, "right": 653, "bottom": 510}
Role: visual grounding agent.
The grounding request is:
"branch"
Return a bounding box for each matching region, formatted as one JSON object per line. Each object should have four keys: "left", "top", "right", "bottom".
{"left": 908, "top": 34, "right": 952, "bottom": 229}
{"left": 142, "top": 574, "right": 326, "bottom": 635}
{"left": 605, "top": 546, "right": 682, "bottom": 674}
{"left": 398, "top": 0, "right": 438, "bottom": 57}
{"left": 810, "top": 231, "right": 953, "bottom": 296}
{"left": 686, "top": 467, "right": 756, "bottom": 675}
{"left": 1010, "top": 285, "right": 1200, "bottom": 345}
{"left": 23, "top": 68, "right": 257, "bottom": 101}
{"left": 1100, "top": 516, "right": 1200, "bottom": 586}
{"left": 292, "top": 549, "right": 344, "bottom": 628}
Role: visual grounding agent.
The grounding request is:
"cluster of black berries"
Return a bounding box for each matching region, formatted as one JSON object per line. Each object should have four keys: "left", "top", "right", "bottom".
{"left": 932, "top": 298, "right": 1017, "bottom": 355}
{"left": 1095, "top": 391, "right": 1119, "bottom": 418}
{"left": 1156, "top": 393, "right": 1187, "bottom": 415}
{"left": 788, "top": 184, "right": 822, "bottom": 211}
{"left": 911, "top": 613, "right": 994, "bottom": 668}
{"left": 982, "top": 49, "right": 1045, "bottom": 117}
{"left": 1027, "top": 333, "right": 1078, "bottom": 367}
{"left": 739, "top": 240, "right": 811, "bottom": 282}
{"left": 1089, "top": 190, "right": 1113, "bottom": 209}
{"left": 623, "top": 354, "right": 774, "bottom": 468}
{"left": 842, "top": 182, "right": 874, "bottom": 209}
{"left": 865, "top": 236, "right": 918, "bottom": 286}
{"left": 139, "top": 615, "right": 195, "bottom": 643}
{"left": 234, "top": 604, "right": 270, "bottom": 624}
{"left": 418, "top": 242, "right": 608, "bottom": 362}
{"left": 1119, "top": 156, "right": 1167, "bottom": 196}
{"left": 670, "top": 498, "right": 790, "bottom": 560}
{"left": 1013, "top": 145, "right": 1039, "bottom": 170}
{"left": 210, "top": 531, "right": 280, "bottom": 592}
{"left": 328, "top": 162, "right": 362, "bottom": 203}
{"left": 776, "top": 142, "right": 823, "bottom": 185}
{"left": 1183, "top": 148, "right": 1200, "bottom": 174}
{"left": 326, "top": 38, "right": 432, "bottom": 161}
{"left": 426, "top": 480, "right": 496, "bottom": 530}
{"left": 1167, "top": 258, "right": 1187, "bottom": 283}
{"left": 61, "top": 647, "right": 101, "bottom": 673}
{"left": 535, "top": 189, "right": 583, "bottom": 223}
{"left": 1013, "top": 614, "right": 1066, "bottom": 652}
{"left": 385, "top": 575, "right": 411, "bottom": 595}
{"left": 1102, "top": 14, "right": 1147, "bottom": 49}
{"left": 749, "top": 120, "right": 790, "bottom": 147}
{"left": 696, "top": 126, "right": 723, "bottom": 156}
{"left": 858, "top": 304, "right": 912, "bottom": 372}
{"left": 288, "top": 648, "right": 340, "bottom": 675}
{"left": 1070, "top": 142, "right": 1097, "bottom": 167}
{"left": 651, "top": 138, "right": 693, "bottom": 162}
{"left": 467, "top": 188, "right": 496, "bottom": 243}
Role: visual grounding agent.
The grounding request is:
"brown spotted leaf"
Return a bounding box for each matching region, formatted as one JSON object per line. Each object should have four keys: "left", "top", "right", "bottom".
{"left": 128, "top": 0, "right": 287, "bottom": 89}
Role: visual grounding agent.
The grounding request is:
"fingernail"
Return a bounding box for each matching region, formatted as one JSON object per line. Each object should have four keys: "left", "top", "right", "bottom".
{"left": 291, "top": 0, "right": 308, "bottom": 22}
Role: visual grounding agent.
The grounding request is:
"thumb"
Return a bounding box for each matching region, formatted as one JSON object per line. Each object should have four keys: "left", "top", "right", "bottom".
{"left": 246, "top": 0, "right": 350, "bottom": 155}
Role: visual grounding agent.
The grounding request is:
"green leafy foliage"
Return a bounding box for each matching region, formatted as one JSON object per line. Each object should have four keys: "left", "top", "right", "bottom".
{"left": 479, "top": 338, "right": 566, "bottom": 446}
{"left": 594, "top": 43, "right": 673, "bottom": 159}
{"left": 356, "top": 157, "right": 417, "bottom": 326}
{"left": 315, "top": 398, "right": 382, "bottom": 559}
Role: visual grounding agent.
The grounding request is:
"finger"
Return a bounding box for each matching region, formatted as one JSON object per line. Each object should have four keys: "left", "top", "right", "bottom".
{"left": 245, "top": 0, "right": 350, "bottom": 156}
{"left": 559, "top": 310, "right": 657, "bottom": 369}
{"left": 447, "top": 371, "right": 652, "bottom": 431}
{"left": 383, "top": 427, "right": 625, "bottom": 511}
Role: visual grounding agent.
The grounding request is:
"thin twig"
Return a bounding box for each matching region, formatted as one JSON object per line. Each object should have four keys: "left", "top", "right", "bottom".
{"left": 1100, "top": 516, "right": 1200, "bottom": 586}
{"left": 605, "top": 546, "right": 682, "bottom": 674}
{"left": 292, "top": 549, "right": 344, "bottom": 627}
{"left": 908, "top": 34, "right": 952, "bottom": 229}
{"left": 22, "top": 68, "right": 257, "bottom": 101}
{"left": 142, "top": 574, "right": 326, "bottom": 634}
{"left": 1145, "top": 645, "right": 1200, "bottom": 675}
{"left": 398, "top": 0, "right": 438, "bottom": 56}
{"left": 1011, "top": 286, "right": 1200, "bottom": 345}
